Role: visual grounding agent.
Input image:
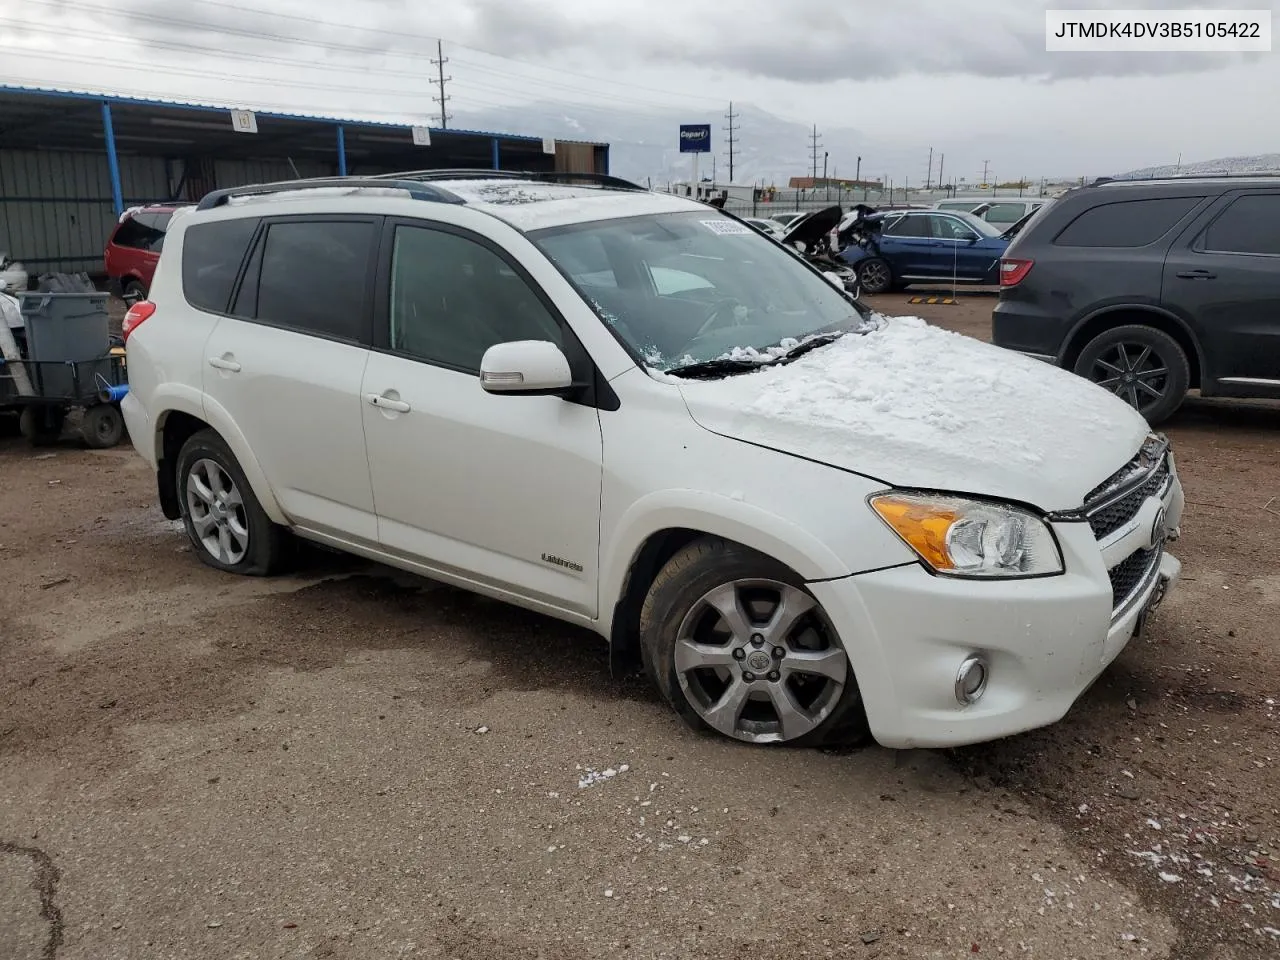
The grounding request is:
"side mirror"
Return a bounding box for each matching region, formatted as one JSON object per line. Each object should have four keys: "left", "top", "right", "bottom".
{"left": 480, "top": 340, "right": 574, "bottom": 395}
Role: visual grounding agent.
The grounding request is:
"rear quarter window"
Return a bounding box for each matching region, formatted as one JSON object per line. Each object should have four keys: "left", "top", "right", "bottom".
{"left": 1052, "top": 196, "right": 1205, "bottom": 248}
{"left": 181, "top": 218, "right": 260, "bottom": 314}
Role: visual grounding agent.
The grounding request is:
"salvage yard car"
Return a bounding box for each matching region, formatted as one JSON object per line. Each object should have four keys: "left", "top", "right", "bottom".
{"left": 838, "top": 208, "right": 1014, "bottom": 293}
{"left": 994, "top": 174, "right": 1280, "bottom": 424}
{"left": 120, "top": 171, "right": 1185, "bottom": 750}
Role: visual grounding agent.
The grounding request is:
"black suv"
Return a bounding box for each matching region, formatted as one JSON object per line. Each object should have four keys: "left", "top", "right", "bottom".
{"left": 992, "top": 176, "right": 1280, "bottom": 424}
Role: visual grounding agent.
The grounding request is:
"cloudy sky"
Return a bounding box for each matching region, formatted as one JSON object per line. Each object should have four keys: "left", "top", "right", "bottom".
{"left": 2, "top": 0, "right": 1278, "bottom": 181}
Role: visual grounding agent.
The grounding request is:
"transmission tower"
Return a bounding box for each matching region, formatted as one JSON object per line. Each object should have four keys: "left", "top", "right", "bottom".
{"left": 809, "top": 125, "right": 823, "bottom": 182}
{"left": 725, "top": 102, "right": 739, "bottom": 183}
{"left": 432, "top": 40, "right": 452, "bottom": 129}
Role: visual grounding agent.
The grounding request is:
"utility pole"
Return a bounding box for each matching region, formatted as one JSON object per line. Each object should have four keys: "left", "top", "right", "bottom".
{"left": 926, "top": 147, "right": 933, "bottom": 190}
{"left": 823, "top": 151, "right": 829, "bottom": 200}
{"left": 937, "top": 153, "right": 944, "bottom": 192}
{"left": 725, "top": 101, "right": 739, "bottom": 183}
{"left": 431, "top": 40, "right": 451, "bottom": 129}
{"left": 809, "top": 125, "right": 823, "bottom": 183}
{"left": 981, "top": 159, "right": 990, "bottom": 186}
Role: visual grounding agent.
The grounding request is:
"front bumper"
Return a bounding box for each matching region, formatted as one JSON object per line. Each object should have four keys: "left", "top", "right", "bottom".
{"left": 810, "top": 509, "right": 1182, "bottom": 750}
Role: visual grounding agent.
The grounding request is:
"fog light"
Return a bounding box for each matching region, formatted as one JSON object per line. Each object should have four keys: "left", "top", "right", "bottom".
{"left": 955, "top": 656, "right": 988, "bottom": 705}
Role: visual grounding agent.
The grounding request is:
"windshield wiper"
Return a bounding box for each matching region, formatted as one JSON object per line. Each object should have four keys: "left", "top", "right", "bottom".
{"left": 664, "top": 357, "right": 765, "bottom": 380}
{"left": 776, "top": 331, "right": 845, "bottom": 361}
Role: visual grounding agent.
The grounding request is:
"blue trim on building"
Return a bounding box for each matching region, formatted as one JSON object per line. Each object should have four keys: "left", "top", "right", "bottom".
{"left": 100, "top": 102, "right": 123, "bottom": 217}
{"left": 336, "top": 124, "right": 347, "bottom": 176}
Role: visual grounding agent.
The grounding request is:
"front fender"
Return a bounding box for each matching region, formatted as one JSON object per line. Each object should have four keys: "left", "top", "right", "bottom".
{"left": 599, "top": 488, "right": 853, "bottom": 626}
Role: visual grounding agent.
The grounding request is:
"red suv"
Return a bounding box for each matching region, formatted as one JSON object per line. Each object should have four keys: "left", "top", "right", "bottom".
{"left": 104, "top": 204, "right": 189, "bottom": 298}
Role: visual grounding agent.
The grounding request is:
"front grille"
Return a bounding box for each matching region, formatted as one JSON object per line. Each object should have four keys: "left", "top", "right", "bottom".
{"left": 1087, "top": 459, "right": 1171, "bottom": 539}
{"left": 1110, "top": 546, "right": 1159, "bottom": 612}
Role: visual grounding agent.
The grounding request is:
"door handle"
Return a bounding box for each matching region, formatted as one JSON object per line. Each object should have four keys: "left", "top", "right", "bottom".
{"left": 364, "top": 393, "right": 411, "bottom": 413}
{"left": 208, "top": 356, "right": 241, "bottom": 372}
{"left": 1176, "top": 269, "right": 1217, "bottom": 279}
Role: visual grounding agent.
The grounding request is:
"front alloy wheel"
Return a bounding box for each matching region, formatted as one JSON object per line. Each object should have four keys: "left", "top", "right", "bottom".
{"left": 640, "top": 537, "right": 867, "bottom": 747}
{"left": 676, "top": 579, "right": 848, "bottom": 743}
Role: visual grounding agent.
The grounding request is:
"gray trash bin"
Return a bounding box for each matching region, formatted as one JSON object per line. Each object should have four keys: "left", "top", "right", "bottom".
{"left": 18, "top": 291, "right": 110, "bottom": 397}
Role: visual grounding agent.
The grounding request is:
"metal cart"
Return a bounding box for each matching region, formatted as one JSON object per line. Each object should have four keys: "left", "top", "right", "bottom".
{"left": 0, "top": 348, "right": 128, "bottom": 448}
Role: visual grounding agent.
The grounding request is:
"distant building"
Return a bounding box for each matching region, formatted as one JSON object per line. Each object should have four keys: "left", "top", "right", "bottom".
{"left": 788, "top": 176, "right": 883, "bottom": 190}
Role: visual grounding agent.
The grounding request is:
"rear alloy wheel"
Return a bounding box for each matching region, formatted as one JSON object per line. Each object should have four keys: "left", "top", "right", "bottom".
{"left": 640, "top": 537, "right": 867, "bottom": 747}
{"left": 176, "top": 428, "right": 288, "bottom": 576}
{"left": 856, "top": 257, "right": 893, "bottom": 295}
{"left": 1074, "top": 325, "right": 1190, "bottom": 425}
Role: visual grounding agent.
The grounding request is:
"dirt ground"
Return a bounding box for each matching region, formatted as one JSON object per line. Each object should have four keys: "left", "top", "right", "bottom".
{"left": 1, "top": 293, "right": 1277, "bottom": 960}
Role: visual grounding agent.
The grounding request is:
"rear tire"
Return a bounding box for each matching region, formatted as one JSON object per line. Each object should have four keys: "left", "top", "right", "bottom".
{"left": 175, "top": 428, "right": 288, "bottom": 576}
{"left": 639, "top": 536, "right": 868, "bottom": 748}
{"left": 123, "top": 278, "right": 146, "bottom": 301}
{"left": 81, "top": 403, "right": 124, "bottom": 449}
{"left": 1074, "top": 325, "right": 1190, "bottom": 425}
{"left": 856, "top": 257, "right": 893, "bottom": 295}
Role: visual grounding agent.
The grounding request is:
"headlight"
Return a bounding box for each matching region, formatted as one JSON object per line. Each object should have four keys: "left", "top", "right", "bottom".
{"left": 869, "top": 492, "right": 1064, "bottom": 578}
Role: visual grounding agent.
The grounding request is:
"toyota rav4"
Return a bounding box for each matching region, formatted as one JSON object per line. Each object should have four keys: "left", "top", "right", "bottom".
{"left": 120, "top": 171, "right": 1185, "bottom": 750}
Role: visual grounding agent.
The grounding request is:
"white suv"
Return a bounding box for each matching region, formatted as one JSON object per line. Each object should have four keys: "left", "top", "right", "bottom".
{"left": 121, "top": 171, "right": 1185, "bottom": 750}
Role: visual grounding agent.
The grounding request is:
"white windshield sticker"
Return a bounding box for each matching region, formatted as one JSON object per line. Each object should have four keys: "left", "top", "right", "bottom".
{"left": 700, "top": 219, "right": 752, "bottom": 235}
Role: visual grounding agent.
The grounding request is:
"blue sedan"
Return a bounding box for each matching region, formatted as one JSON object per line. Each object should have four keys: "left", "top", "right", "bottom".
{"left": 838, "top": 209, "right": 1012, "bottom": 294}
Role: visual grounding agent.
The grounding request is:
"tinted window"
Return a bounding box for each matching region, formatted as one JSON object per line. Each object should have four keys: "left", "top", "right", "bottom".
{"left": 1054, "top": 197, "right": 1203, "bottom": 247}
{"left": 254, "top": 220, "right": 375, "bottom": 341}
{"left": 1201, "top": 194, "right": 1280, "bottom": 255}
{"left": 885, "top": 215, "right": 931, "bottom": 238}
{"left": 388, "top": 225, "right": 562, "bottom": 372}
{"left": 112, "top": 214, "right": 166, "bottom": 251}
{"left": 181, "top": 217, "right": 260, "bottom": 314}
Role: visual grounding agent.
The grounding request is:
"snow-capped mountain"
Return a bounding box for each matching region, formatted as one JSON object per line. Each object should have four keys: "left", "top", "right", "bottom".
{"left": 1116, "top": 154, "right": 1280, "bottom": 179}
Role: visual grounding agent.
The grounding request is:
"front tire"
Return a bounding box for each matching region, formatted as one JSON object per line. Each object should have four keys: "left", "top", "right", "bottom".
{"left": 1074, "top": 325, "right": 1190, "bottom": 425}
{"left": 176, "top": 429, "right": 287, "bottom": 576}
{"left": 639, "top": 537, "right": 867, "bottom": 747}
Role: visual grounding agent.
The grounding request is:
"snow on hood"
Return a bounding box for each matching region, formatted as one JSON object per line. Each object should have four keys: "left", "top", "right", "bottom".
{"left": 675, "top": 316, "right": 1150, "bottom": 512}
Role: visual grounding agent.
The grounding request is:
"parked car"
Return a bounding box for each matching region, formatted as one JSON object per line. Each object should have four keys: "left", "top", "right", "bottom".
{"left": 767, "top": 211, "right": 808, "bottom": 229}
{"left": 935, "top": 198, "right": 1051, "bottom": 228}
{"left": 838, "top": 209, "right": 1013, "bottom": 293}
{"left": 104, "top": 204, "right": 190, "bottom": 299}
{"left": 121, "top": 170, "right": 1183, "bottom": 751}
{"left": 993, "top": 175, "right": 1280, "bottom": 424}
{"left": 744, "top": 217, "right": 785, "bottom": 238}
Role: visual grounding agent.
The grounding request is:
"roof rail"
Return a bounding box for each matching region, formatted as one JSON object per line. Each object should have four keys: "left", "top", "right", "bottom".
{"left": 372, "top": 169, "right": 649, "bottom": 192}
{"left": 194, "top": 177, "right": 466, "bottom": 211}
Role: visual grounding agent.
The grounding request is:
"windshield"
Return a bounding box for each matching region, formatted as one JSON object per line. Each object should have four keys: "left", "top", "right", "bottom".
{"left": 531, "top": 211, "right": 870, "bottom": 372}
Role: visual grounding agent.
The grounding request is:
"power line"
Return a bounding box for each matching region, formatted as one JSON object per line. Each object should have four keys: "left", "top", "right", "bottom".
{"left": 725, "top": 101, "right": 739, "bottom": 183}
{"left": 432, "top": 39, "right": 451, "bottom": 129}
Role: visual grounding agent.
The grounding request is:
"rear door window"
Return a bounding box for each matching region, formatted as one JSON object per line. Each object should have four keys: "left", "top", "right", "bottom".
{"left": 1053, "top": 196, "right": 1204, "bottom": 247}
{"left": 249, "top": 218, "right": 378, "bottom": 343}
{"left": 885, "top": 215, "right": 931, "bottom": 238}
{"left": 181, "top": 217, "right": 260, "bottom": 314}
{"left": 1199, "top": 194, "right": 1280, "bottom": 255}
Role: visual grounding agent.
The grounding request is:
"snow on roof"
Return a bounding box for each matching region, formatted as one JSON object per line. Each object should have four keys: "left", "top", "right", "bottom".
{"left": 431, "top": 179, "right": 701, "bottom": 230}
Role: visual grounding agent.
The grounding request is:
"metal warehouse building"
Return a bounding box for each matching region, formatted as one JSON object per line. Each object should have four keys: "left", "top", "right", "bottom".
{"left": 0, "top": 85, "right": 611, "bottom": 277}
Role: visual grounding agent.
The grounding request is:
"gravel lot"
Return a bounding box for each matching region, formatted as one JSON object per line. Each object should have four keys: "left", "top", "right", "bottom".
{"left": 1, "top": 294, "right": 1277, "bottom": 959}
